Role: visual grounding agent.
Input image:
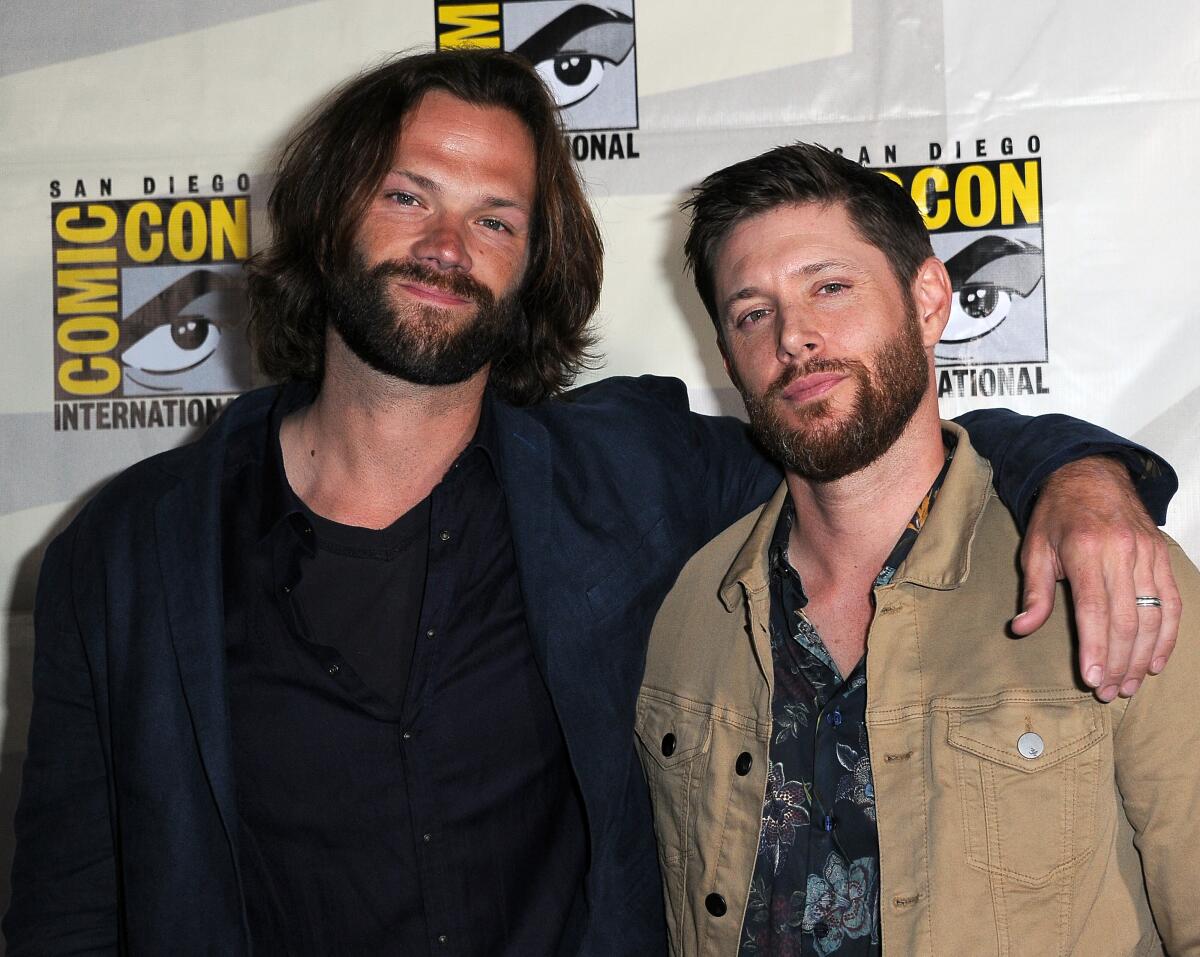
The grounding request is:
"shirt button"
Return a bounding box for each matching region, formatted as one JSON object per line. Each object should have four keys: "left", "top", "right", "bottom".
{"left": 402, "top": 731, "right": 412, "bottom": 741}
{"left": 830, "top": 707, "right": 843, "bottom": 727}
{"left": 426, "top": 629, "right": 436, "bottom": 639}
{"left": 327, "top": 665, "right": 339, "bottom": 676}
{"left": 1017, "top": 731, "right": 1045, "bottom": 759}
{"left": 437, "top": 935, "right": 447, "bottom": 945}
{"left": 423, "top": 833, "right": 432, "bottom": 843}
{"left": 281, "top": 584, "right": 292, "bottom": 594}
{"left": 735, "top": 752, "right": 753, "bottom": 776}
{"left": 439, "top": 530, "right": 451, "bottom": 542}
{"left": 705, "top": 893, "right": 727, "bottom": 917}
{"left": 661, "top": 733, "right": 676, "bottom": 757}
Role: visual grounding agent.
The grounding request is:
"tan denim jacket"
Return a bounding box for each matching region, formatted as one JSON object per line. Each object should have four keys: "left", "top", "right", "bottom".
{"left": 637, "top": 423, "right": 1200, "bottom": 956}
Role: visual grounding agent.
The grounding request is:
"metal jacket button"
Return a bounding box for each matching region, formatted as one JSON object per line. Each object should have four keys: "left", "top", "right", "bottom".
{"left": 661, "top": 733, "right": 676, "bottom": 757}
{"left": 735, "top": 752, "right": 753, "bottom": 776}
{"left": 1017, "top": 731, "right": 1045, "bottom": 759}
{"left": 705, "top": 893, "right": 727, "bottom": 917}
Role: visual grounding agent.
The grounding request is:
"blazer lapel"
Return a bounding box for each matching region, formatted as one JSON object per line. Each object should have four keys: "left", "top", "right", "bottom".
{"left": 491, "top": 401, "right": 556, "bottom": 673}
{"left": 154, "top": 467, "right": 240, "bottom": 857}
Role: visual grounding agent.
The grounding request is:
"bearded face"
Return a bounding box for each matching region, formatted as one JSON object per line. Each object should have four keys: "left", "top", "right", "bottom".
{"left": 326, "top": 254, "right": 521, "bottom": 386}
{"left": 734, "top": 305, "right": 930, "bottom": 482}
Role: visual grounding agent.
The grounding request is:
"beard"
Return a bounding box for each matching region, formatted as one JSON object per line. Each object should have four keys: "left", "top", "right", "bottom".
{"left": 735, "top": 309, "right": 930, "bottom": 482}
{"left": 326, "top": 254, "right": 520, "bottom": 386}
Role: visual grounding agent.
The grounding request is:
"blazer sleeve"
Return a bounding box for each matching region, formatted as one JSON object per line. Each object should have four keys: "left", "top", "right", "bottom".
{"left": 4, "top": 520, "right": 120, "bottom": 955}
{"left": 953, "top": 408, "right": 1177, "bottom": 532}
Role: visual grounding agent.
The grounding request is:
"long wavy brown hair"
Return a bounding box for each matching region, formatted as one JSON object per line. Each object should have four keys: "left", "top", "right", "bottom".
{"left": 245, "top": 49, "right": 602, "bottom": 405}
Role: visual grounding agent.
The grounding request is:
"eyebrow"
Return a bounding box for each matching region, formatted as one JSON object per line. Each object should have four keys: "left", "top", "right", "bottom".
{"left": 720, "top": 259, "right": 855, "bottom": 318}
{"left": 388, "top": 168, "right": 530, "bottom": 214}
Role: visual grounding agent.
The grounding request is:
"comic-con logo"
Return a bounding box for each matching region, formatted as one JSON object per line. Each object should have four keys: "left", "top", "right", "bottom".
{"left": 51, "top": 194, "right": 254, "bottom": 428}
{"left": 882, "top": 159, "right": 1046, "bottom": 371}
{"left": 435, "top": 0, "right": 638, "bottom": 133}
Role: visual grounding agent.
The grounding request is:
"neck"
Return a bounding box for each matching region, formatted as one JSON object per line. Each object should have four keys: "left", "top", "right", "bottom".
{"left": 785, "top": 394, "right": 945, "bottom": 591}
{"left": 279, "top": 334, "right": 490, "bottom": 528}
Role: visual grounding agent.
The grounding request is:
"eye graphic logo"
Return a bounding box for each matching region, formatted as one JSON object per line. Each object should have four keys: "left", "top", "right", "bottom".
{"left": 435, "top": 0, "right": 638, "bottom": 132}
{"left": 509, "top": 2, "right": 636, "bottom": 128}
{"left": 932, "top": 228, "right": 1047, "bottom": 366}
{"left": 941, "top": 236, "right": 1044, "bottom": 344}
{"left": 119, "top": 267, "right": 252, "bottom": 396}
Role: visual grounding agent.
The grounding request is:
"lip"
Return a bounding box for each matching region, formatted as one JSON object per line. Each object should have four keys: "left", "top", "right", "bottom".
{"left": 780, "top": 372, "right": 846, "bottom": 404}
{"left": 395, "top": 281, "right": 472, "bottom": 307}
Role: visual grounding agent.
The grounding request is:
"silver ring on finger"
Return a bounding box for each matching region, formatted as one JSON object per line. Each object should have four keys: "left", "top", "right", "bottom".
{"left": 1135, "top": 595, "right": 1163, "bottom": 608}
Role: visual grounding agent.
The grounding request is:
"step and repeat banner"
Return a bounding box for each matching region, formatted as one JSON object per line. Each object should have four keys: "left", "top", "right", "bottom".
{"left": 0, "top": 0, "right": 1197, "bottom": 907}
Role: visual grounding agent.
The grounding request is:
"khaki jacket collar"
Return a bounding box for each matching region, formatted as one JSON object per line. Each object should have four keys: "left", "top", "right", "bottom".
{"left": 717, "top": 421, "right": 993, "bottom": 610}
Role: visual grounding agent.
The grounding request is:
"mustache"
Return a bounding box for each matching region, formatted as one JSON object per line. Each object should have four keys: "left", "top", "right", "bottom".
{"left": 765, "top": 356, "right": 865, "bottom": 399}
{"left": 368, "top": 258, "right": 494, "bottom": 306}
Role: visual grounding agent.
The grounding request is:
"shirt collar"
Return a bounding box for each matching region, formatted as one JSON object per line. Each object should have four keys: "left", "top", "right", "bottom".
{"left": 256, "top": 381, "right": 500, "bottom": 546}
{"left": 720, "top": 423, "right": 991, "bottom": 608}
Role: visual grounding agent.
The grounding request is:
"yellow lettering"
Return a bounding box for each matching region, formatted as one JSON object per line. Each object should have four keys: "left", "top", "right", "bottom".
{"left": 56, "top": 247, "right": 117, "bottom": 264}
{"left": 438, "top": 4, "right": 501, "bottom": 48}
{"left": 56, "top": 316, "right": 120, "bottom": 355}
{"left": 1000, "top": 160, "right": 1040, "bottom": 225}
{"left": 910, "top": 167, "right": 950, "bottom": 230}
{"left": 57, "top": 357, "right": 120, "bottom": 396}
{"left": 125, "top": 202, "right": 164, "bottom": 263}
{"left": 56, "top": 268, "right": 118, "bottom": 315}
{"left": 167, "top": 201, "right": 207, "bottom": 262}
{"left": 54, "top": 205, "right": 118, "bottom": 244}
{"left": 210, "top": 198, "right": 249, "bottom": 260}
{"left": 955, "top": 165, "right": 996, "bottom": 228}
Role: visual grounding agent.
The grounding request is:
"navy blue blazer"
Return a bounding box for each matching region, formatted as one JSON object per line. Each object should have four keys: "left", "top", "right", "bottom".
{"left": 4, "top": 376, "right": 1174, "bottom": 956}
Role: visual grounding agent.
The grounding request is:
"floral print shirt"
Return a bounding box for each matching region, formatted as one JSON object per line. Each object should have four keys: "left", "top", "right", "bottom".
{"left": 739, "top": 445, "right": 954, "bottom": 957}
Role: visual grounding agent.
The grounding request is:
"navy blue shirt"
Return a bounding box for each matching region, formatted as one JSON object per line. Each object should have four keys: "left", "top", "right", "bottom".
{"left": 222, "top": 385, "right": 588, "bottom": 956}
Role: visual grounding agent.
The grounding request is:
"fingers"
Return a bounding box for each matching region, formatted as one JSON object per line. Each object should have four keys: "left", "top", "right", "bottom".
{"left": 1063, "top": 547, "right": 1122, "bottom": 698}
{"left": 1148, "top": 538, "right": 1182, "bottom": 676}
{"left": 1011, "top": 538, "right": 1058, "bottom": 637}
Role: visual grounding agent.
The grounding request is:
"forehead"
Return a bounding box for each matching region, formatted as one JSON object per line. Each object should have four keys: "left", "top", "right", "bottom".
{"left": 392, "top": 89, "right": 537, "bottom": 192}
{"left": 716, "top": 202, "right": 876, "bottom": 273}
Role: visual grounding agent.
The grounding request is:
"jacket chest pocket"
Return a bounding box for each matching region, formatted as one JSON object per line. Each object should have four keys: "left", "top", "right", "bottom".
{"left": 634, "top": 692, "right": 713, "bottom": 869}
{"left": 945, "top": 698, "right": 1105, "bottom": 887}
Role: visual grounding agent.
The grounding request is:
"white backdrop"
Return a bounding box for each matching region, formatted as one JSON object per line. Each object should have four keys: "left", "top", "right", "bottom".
{"left": 1, "top": 0, "right": 1198, "bottom": 920}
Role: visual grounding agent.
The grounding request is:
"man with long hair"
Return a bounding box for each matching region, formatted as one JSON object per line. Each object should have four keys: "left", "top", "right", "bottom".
{"left": 6, "top": 51, "right": 1180, "bottom": 956}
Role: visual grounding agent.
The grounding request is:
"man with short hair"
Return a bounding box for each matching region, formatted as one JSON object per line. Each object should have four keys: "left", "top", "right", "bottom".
{"left": 637, "top": 142, "right": 1196, "bottom": 955}
{"left": 5, "top": 52, "right": 1181, "bottom": 956}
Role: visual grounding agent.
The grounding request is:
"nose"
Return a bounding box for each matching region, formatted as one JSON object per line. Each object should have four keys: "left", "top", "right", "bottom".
{"left": 411, "top": 215, "right": 472, "bottom": 273}
{"left": 776, "top": 305, "right": 823, "bottom": 363}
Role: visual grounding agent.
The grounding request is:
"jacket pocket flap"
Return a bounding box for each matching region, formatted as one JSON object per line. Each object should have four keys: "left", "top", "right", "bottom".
{"left": 946, "top": 698, "right": 1103, "bottom": 773}
{"left": 635, "top": 691, "right": 713, "bottom": 771}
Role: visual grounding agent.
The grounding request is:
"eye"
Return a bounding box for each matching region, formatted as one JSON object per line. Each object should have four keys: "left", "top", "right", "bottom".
{"left": 818, "top": 281, "right": 848, "bottom": 295}
{"left": 386, "top": 191, "right": 420, "bottom": 207}
{"left": 514, "top": 5, "right": 635, "bottom": 109}
{"left": 534, "top": 55, "right": 606, "bottom": 107}
{"left": 478, "top": 217, "right": 512, "bottom": 234}
{"left": 121, "top": 315, "right": 221, "bottom": 373}
{"left": 735, "top": 308, "right": 770, "bottom": 329}
{"left": 941, "top": 285, "right": 1013, "bottom": 343}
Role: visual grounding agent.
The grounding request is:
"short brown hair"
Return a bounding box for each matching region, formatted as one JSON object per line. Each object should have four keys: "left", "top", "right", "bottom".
{"left": 683, "top": 142, "right": 932, "bottom": 332}
{"left": 245, "top": 49, "right": 602, "bottom": 405}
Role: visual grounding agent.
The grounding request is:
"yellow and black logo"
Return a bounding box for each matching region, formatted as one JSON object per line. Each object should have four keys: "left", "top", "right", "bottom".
{"left": 435, "top": 0, "right": 638, "bottom": 135}
{"left": 884, "top": 158, "right": 1047, "bottom": 374}
{"left": 51, "top": 194, "right": 253, "bottom": 429}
